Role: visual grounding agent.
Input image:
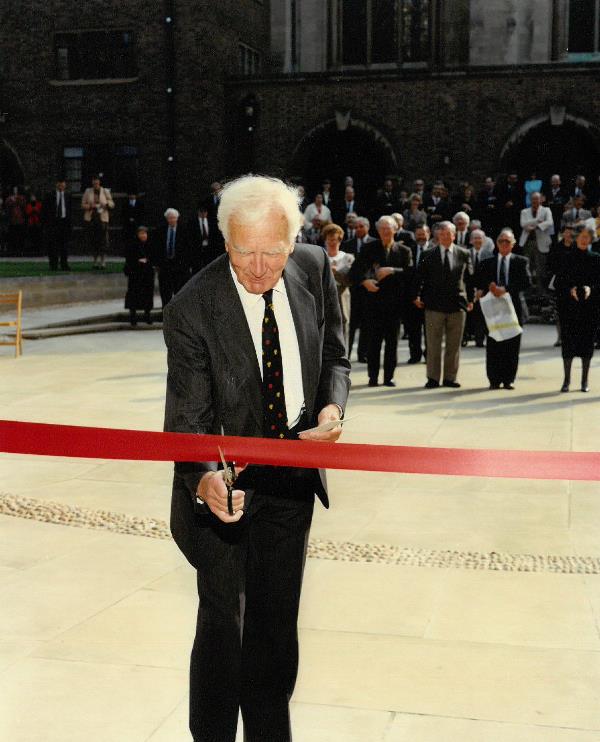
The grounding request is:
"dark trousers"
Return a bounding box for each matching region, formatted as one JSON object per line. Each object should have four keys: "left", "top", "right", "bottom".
{"left": 405, "top": 302, "right": 425, "bottom": 361}
{"left": 486, "top": 334, "right": 521, "bottom": 385}
{"left": 189, "top": 484, "right": 314, "bottom": 742}
{"left": 367, "top": 309, "right": 401, "bottom": 382}
{"left": 47, "top": 221, "right": 70, "bottom": 270}
{"left": 349, "top": 286, "right": 370, "bottom": 360}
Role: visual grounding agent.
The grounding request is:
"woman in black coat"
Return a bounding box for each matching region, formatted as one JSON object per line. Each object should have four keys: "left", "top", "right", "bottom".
{"left": 547, "top": 226, "right": 574, "bottom": 347}
{"left": 557, "top": 225, "right": 600, "bottom": 392}
{"left": 124, "top": 225, "right": 155, "bottom": 326}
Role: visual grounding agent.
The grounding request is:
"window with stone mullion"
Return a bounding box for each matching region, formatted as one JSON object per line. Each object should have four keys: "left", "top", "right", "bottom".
{"left": 567, "top": 0, "right": 600, "bottom": 54}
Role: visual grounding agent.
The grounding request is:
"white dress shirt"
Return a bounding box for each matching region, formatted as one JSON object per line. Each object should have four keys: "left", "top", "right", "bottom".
{"left": 496, "top": 252, "right": 512, "bottom": 286}
{"left": 229, "top": 263, "right": 304, "bottom": 427}
{"left": 439, "top": 244, "right": 455, "bottom": 269}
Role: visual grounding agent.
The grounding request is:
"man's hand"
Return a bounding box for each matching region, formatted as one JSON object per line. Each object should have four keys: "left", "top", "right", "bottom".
{"left": 298, "top": 404, "right": 342, "bottom": 443}
{"left": 570, "top": 287, "right": 579, "bottom": 302}
{"left": 466, "top": 302, "right": 474, "bottom": 312}
{"left": 413, "top": 297, "right": 425, "bottom": 309}
{"left": 197, "top": 471, "right": 245, "bottom": 524}
{"left": 375, "top": 267, "right": 395, "bottom": 281}
{"left": 489, "top": 281, "right": 506, "bottom": 298}
{"left": 584, "top": 285, "right": 591, "bottom": 300}
{"left": 362, "top": 279, "right": 379, "bottom": 293}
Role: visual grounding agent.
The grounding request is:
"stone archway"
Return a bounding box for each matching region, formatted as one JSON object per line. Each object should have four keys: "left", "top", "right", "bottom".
{"left": 290, "top": 113, "right": 400, "bottom": 200}
{"left": 499, "top": 110, "right": 600, "bottom": 185}
{"left": 0, "top": 138, "right": 25, "bottom": 194}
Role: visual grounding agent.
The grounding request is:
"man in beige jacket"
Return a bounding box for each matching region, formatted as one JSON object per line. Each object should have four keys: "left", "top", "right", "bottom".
{"left": 81, "top": 175, "right": 115, "bottom": 268}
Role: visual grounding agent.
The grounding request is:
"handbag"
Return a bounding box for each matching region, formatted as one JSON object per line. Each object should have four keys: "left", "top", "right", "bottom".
{"left": 479, "top": 291, "right": 522, "bottom": 342}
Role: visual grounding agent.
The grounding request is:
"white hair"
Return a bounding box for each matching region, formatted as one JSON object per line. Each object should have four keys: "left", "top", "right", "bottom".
{"left": 218, "top": 175, "right": 304, "bottom": 245}
{"left": 164, "top": 208, "right": 180, "bottom": 219}
{"left": 356, "top": 216, "right": 370, "bottom": 228}
{"left": 470, "top": 229, "right": 485, "bottom": 239}
{"left": 498, "top": 228, "right": 516, "bottom": 243}
{"left": 453, "top": 211, "right": 470, "bottom": 225}
{"left": 391, "top": 212, "right": 404, "bottom": 226}
{"left": 438, "top": 220, "right": 457, "bottom": 233}
{"left": 376, "top": 215, "right": 398, "bottom": 231}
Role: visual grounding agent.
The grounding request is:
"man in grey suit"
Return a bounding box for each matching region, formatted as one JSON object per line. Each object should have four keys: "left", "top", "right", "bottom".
{"left": 163, "top": 175, "right": 351, "bottom": 742}
{"left": 414, "top": 221, "right": 473, "bottom": 388}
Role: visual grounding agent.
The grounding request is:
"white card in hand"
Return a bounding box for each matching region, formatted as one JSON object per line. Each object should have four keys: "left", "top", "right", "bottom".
{"left": 298, "top": 416, "right": 356, "bottom": 435}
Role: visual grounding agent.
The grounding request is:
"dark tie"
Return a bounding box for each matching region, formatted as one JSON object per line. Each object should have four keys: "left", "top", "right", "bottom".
{"left": 167, "top": 228, "right": 175, "bottom": 258}
{"left": 474, "top": 252, "right": 479, "bottom": 270}
{"left": 443, "top": 248, "right": 450, "bottom": 276}
{"left": 498, "top": 256, "right": 507, "bottom": 287}
{"left": 262, "top": 290, "right": 288, "bottom": 439}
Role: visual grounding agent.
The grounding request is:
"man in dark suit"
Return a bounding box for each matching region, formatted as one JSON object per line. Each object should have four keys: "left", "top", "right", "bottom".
{"left": 497, "top": 173, "right": 523, "bottom": 235}
{"left": 163, "top": 175, "right": 350, "bottom": 742}
{"left": 405, "top": 224, "right": 432, "bottom": 363}
{"left": 545, "top": 174, "right": 569, "bottom": 242}
{"left": 414, "top": 221, "right": 473, "bottom": 388}
{"left": 153, "top": 208, "right": 191, "bottom": 307}
{"left": 351, "top": 215, "right": 413, "bottom": 386}
{"left": 423, "top": 183, "right": 451, "bottom": 226}
{"left": 343, "top": 216, "right": 375, "bottom": 362}
{"left": 187, "top": 204, "right": 222, "bottom": 275}
{"left": 121, "top": 192, "right": 145, "bottom": 243}
{"left": 42, "top": 177, "right": 72, "bottom": 271}
{"left": 477, "top": 176, "right": 500, "bottom": 237}
{"left": 334, "top": 185, "right": 363, "bottom": 226}
{"left": 476, "top": 228, "right": 531, "bottom": 389}
{"left": 373, "top": 178, "right": 398, "bottom": 219}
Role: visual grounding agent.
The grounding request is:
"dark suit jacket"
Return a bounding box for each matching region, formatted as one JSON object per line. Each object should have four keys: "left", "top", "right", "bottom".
{"left": 414, "top": 244, "right": 473, "bottom": 312}
{"left": 475, "top": 253, "right": 531, "bottom": 325}
{"left": 42, "top": 191, "right": 72, "bottom": 231}
{"left": 186, "top": 216, "right": 222, "bottom": 273}
{"left": 342, "top": 234, "right": 375, "bottom": 256}
{"left": 152, "top": 223, "right": 191, "bottom": 269}
{"left": 163, "top": 244, "right": 351, "bottom": 561}
{"left": 334, "top": 200, "right": 366, "bottom": 225}
{"left": 351, "top": 239, "right": 413, "bottom": 314}
{"left": 121, "top": 199, "right": 145, "bottom": 238}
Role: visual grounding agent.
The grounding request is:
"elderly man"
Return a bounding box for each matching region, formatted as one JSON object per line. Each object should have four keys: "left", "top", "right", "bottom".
{"left": 452, "top": 211, "right": 471, "bottom": 248}
{"left": 519, "top": 191, "right": 553, "bottom": 296}
{"left": 351, "top": 214, "right": 412, "bottom": 386}
{"left": 414, "top": 221, "right": 473, "bottom": 388}
{"left": 344, "top": 216, "right": 375, "bottom": 361}
{"left": 476, "top": 229, "right": 531, "bottom": 389}
{"left": 463, "top": 229, "right": 490, "bottom": 347}
{"left": 391, "top": 212, "right": 416, "bottom": 247}
{"left": 153, "top": 207, "right": 190, "bottom": 307}
{"left": 163, "top": 175, "right": 350, "bottom": 742}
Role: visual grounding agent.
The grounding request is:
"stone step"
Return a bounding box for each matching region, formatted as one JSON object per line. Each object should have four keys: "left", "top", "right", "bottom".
{"left": 6, "top": 322, "right": 163, "bottom": 340}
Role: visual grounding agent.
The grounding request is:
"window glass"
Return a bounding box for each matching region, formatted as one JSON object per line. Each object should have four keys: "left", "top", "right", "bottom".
{"left": 568, "top": 0, "right": 596, "bottom": 54}
{"left": 342, "top": 0, "right": 368, "bottom": 65}
{"left": 54, "top": 31, "right": 136, "bottom": 80}
{"left": 371, "top": 0, "right": 397, "bottom": 63}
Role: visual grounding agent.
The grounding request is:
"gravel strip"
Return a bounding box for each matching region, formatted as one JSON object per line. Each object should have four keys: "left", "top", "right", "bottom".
{"left": 2, "top": 492, "right": 599, "bottom": 574}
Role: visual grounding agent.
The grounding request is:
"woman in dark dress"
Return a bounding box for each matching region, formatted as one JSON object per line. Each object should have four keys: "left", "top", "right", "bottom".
{"left": 557, "top": 225, "right": 600, "bottom": 392}
{"left": 124, "top": 225, "right": 155, "bottom": 326}
{"left": 548, "top": 225, "right": 574, "bottom": 347}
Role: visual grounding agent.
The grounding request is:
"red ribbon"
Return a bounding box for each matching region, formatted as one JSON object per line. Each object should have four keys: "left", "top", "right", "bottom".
{"left": 1, "top": 419, "right": 600, "bottom": 481}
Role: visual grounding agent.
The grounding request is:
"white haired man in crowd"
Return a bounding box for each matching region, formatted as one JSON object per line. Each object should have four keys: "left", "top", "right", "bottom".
{"left": 155, "top": 207, "right": 191, "bottom": 307}
{"left": 453, "top": 211, "right": 471, "bottom": 247}
{"left": 163, "top": 174, "right": 350, "bottom": 742}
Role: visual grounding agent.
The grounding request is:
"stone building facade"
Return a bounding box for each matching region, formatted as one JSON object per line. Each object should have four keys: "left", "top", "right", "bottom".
{"left": 2, "top": 0, "right": 600, "bottom": 234}
{"left": 0, "top": 0, "right": 270, "bottom": 226}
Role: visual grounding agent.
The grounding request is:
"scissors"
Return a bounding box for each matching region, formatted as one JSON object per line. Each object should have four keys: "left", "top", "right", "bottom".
{"left": 218, "top": 446, "right": 236, "bottom": 516}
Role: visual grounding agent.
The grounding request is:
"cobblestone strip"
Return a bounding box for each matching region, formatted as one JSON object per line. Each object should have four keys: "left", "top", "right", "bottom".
{"left": 2, "top": 493, "right": 599, "bottom": 574}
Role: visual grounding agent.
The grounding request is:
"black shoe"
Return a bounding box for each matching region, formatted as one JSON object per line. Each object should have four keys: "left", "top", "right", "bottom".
{"left": 503, "top": 383, "right": 515, "bottom": 390}
{"left": 560, "top": 383, "right": 570, "bottom": 393}
{"left": 461, "top": 339, "right": 468, "bottom": 347}
{"left": 489, "top": 383, "right": 501, "bottom": 390}
{"left": 442, "top": 380, "right": 461, "bottom": 388}
{"left": 424, "top": 379, "right": 440, "bottom": 389}
{"left": 406, "top": 357, "right": 421, "bottom": 364}
{"left": 475, "top": 342, "right": 485, "bottom": 348}
{"left": 368, "top": 379, "right": 379, "bottom": 387}
{"left": 358, "top": 356, "right": 368, "bottom": 363}
{"left": 581, "top": 384, "right": 590, "bottom": 392}
{"left": 554, "top": 340, "right": 562, "bottom": 347}
{"left": 383, "top": 380, "right": 396, "bottom": 387}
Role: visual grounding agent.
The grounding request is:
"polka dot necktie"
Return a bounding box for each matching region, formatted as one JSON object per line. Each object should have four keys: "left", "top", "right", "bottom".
{"left": 262, "top": 289, "right": 289, "bottom": 439}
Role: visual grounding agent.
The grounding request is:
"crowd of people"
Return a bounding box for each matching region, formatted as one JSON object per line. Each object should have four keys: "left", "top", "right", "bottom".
{"left": 3, "top": 170, "right": 600, "bottom": 391}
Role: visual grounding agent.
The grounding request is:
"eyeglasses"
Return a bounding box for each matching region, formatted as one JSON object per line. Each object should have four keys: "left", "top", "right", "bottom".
{"left": 497, "top": 238, "right": 512, "bottom": 244}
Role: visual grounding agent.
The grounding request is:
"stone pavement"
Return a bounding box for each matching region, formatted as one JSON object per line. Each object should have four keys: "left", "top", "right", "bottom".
{"left": 1, "top": 322, "right": 600, "bottom": 741}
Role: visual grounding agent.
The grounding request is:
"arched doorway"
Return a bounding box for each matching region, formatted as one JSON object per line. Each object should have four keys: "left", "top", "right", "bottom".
{"left": 290, "top": 116, "right": 399, "bottom": 201}
{"left": 499, "top": 113, "right": 600, "bottom": 185}
{"left": 0, "top": 139, "right": 25, "bottom": 195}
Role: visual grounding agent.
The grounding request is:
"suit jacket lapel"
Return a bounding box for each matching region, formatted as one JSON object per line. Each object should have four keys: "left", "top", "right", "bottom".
{"left": 211, "top": 259, "right": 263, "bottom": 428}
{"left": 284, "top": 258, "right": 319, "bottom": 418}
